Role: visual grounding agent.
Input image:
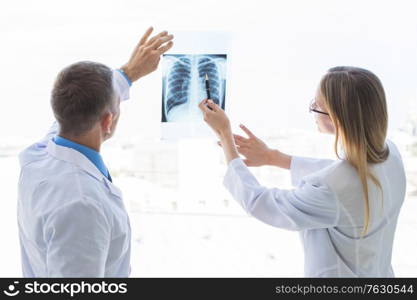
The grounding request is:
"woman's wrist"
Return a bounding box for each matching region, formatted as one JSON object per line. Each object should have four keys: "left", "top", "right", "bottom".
{"left": 267, "top": 149, "right": 292, "bottom": 169}
{"left": 218, "top": 127, "right": 233, "bottom": 141}
{"left": 218, "top": 128, "right": 239, "bottom": 164}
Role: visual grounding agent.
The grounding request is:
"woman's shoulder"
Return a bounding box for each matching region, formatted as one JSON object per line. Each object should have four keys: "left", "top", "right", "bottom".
{"left": 305, "top": 138, "right": 404, "bottom": 192}
{"left": 302, "top": 158, "right": 361, "bottom": 194}
{"left": 303, "top": 157, "right": 355, "bottom": 178}
{"left": 385, "top": 139, "right": 403, "bottom": 161}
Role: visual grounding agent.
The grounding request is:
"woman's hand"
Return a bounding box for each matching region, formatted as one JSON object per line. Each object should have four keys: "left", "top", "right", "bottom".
{"left": 199, "top": 99, "right": 239, "bottom": 163}
{"left": 198, "top": 99, "right": 232, "bottom": 138}
{"left": 231, "top": 124, "right": 274, "bottom": 167}
{"left": 221, "top": 124, "right": 292, "bottom": 169}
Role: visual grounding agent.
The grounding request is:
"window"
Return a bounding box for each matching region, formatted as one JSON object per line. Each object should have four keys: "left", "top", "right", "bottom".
{"left": 1, "top": 0, "right": 416, "bottom": 277}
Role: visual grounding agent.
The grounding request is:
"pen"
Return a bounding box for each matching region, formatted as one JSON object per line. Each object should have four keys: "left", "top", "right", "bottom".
{"left": 205, "top": 73, "right": 211, "bottom": 100}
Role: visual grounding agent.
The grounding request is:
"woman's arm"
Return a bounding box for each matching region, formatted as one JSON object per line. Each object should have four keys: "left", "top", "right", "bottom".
{"left": 234, "top": 126, "right": 336, "bottom": 186}
{"left": 218, "top": 130, "right": 240, "bottom": 164}
{"left": 198, "top": 99, "right": 335, "bottom": 187}
{"left": 267, "top": 149, "right": 292, "bottom": 169}
{"left": 199, "top": 99, "right": 339, "bottom": 231}
{"left": 198, "top": 99, "right": 291, "bottom": 167}
{"left": 223, "top": 157, "right": 339, "bottom": 231}
{"left": 198, "top": 99, "right": 239, "bottom": 164}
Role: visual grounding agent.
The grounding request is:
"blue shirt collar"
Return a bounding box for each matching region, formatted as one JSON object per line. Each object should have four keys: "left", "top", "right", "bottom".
{"left": 53, "top": 136, "right": 111, "bottom": 181}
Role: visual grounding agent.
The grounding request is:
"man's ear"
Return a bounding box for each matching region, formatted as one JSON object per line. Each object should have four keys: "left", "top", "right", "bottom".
{"left": 101, "top": 112, "right": 114, "bottom": 135}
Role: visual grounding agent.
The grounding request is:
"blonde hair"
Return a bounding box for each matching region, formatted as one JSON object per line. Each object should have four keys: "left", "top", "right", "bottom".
{"left": 320, "top": 66, "right": 389, "bottom": 237}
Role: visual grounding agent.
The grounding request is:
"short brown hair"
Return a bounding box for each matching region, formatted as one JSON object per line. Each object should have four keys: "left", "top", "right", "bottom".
{"left": 51, "top": 61, "right": 116, "bottom": 136}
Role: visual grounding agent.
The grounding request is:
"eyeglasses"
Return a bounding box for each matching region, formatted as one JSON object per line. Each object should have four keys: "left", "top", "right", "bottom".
{"left": 309, "top": 99, "right": 329, "bottom": 116}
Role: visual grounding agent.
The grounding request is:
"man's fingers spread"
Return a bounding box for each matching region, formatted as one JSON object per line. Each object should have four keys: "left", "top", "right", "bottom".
{"left": 148, "top": 30, "right": 168, "bottom": 45}
{"left": 158, "top": 41, "right": 173, "bottom": 54}
{"left": 150, "top": 34, "right": 174, "bottom": 49}
{"left": 149, "top": 30, "right": 168, "bottom": 42}
{"left": 139, "top": 27, "right": 154, "bottom": 46}
{"left": 154, "top": 35, "right": 174, "bottom": 49}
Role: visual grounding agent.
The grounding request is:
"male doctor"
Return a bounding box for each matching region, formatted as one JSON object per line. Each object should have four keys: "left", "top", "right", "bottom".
{"left": 17, "top": 27, "right": 173, "bottom": 277}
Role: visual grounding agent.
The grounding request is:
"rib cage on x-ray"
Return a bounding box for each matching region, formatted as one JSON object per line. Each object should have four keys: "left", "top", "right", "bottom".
{"left": 162, "top": 54, "right": 226, "bottom": 122}
{"left": 166, "top": 56, "right": 192, "bottom": 113}
{"left": 197, "top": 57, "right": 221, "bottom": 105}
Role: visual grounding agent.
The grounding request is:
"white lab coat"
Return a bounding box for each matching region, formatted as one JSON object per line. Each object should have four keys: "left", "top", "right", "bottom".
{"left": 17, "top": 70, "right": 131, "bottom": 277}
{"left": 223, "top": 140, "right": 406, "bottom": 277}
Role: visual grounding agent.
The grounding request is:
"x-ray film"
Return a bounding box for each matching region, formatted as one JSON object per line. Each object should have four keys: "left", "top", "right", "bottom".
{"left": 161, "top": 54, "right": 227, "bottom": 123}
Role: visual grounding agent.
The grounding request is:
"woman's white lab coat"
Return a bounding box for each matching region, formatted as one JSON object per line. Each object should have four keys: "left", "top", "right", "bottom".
{"left": 223, "top": 140, "right": 406, "bottom": 277}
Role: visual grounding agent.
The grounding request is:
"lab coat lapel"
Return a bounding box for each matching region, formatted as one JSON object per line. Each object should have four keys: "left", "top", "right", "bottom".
{"left": 103, "top": 177, "right": 123, "bottom": 199}
{"left": 47, "top": 140, "right": 122, "bottom": 199}
{"left": 47, "top": 140, "right": 123, "bottom": 199}
{"left": 47, "top": 140, "right": 104, "bottom": 179}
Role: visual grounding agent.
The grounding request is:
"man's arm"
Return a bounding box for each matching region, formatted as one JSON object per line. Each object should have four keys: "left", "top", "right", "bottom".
{"left": 21, "top": 27, "right": 174, "bottom": 158}
{"left": 113, "top": 69, "right": 131, "bottom": 101}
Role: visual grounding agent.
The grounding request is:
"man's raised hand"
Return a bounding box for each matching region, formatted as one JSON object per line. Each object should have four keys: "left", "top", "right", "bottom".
{"left": 121, "top": 27, "right": 174, "bottom": 82}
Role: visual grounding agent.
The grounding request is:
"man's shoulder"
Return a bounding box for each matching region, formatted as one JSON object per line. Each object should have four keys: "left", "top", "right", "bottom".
{"left": 19, "top": 142, "right": 49, "bottom": 169}
{"left": 20, "top": 151, "right": 105, "bottom": 199}
{"left": 19, "top": 160, "right": 112, "bottom": 223}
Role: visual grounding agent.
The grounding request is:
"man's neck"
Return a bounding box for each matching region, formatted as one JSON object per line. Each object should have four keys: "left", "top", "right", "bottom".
{"left": 59, "top": 131, "right": 102, "bottom": 152}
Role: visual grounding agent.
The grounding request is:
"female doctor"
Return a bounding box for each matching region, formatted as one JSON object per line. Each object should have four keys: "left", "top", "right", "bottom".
{"left": 199, "top": 66, "right": 406, "bottom": 277}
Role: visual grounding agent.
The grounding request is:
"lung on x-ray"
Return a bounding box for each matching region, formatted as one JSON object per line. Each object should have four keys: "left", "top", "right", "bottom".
{"left": 161, "top": 54, "right": 227, "bottom": 122}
